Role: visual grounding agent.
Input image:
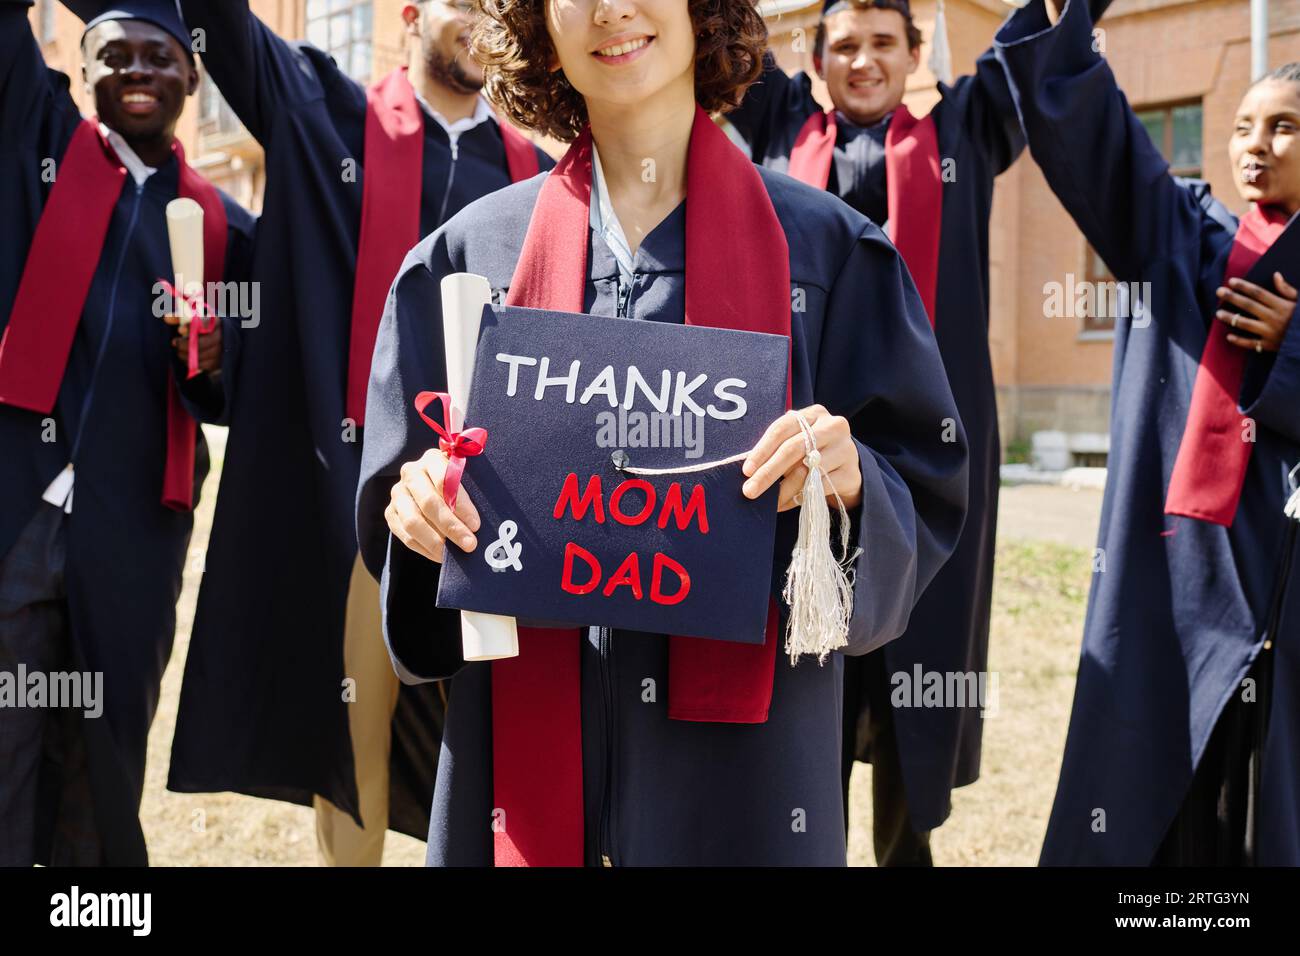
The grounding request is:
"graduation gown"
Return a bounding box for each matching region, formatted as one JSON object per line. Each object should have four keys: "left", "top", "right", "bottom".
{"left": 995, "top": 0, "right": 1300, "bottom": 865}
{"left": 355, "top": 164, "right": 970, "bottom": 865}
{"left": 0, "top": 2, "right": 255, "bottom": 864}
{"left": 165, "top": 0, "right": 553, "bottom": 836}
{"left": 726, "top": 48, "right": 1025, "bottom": 831}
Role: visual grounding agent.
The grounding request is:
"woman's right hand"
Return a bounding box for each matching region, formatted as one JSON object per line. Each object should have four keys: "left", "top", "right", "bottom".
{"left": 385, "top": 448, "right": 481, "bottom": 563}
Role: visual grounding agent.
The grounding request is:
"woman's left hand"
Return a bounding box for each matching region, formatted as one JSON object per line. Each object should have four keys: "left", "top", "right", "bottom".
{"left": 1215, "top": 271, "right": 1297, "bottom": 352}
{"left": 741, "top": 405, "right": 862, "bottom": 513}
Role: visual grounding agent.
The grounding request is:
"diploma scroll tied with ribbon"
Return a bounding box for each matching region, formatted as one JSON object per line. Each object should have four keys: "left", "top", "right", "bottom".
{"left": 163, "top": 197, "right": 218, "bottom": 381}
{"left": 438, "top": 273, "right": 520, "bottom": 661}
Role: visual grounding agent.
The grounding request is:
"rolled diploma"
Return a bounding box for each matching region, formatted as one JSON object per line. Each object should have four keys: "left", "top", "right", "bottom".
{"left": 166, "top": 197, "right": 205, "bottom": 329}
{"left": 441, "top": 273, "right": 519, "bottom": 661}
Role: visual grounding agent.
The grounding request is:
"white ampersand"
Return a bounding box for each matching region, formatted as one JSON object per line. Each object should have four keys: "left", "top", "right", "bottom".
{"left": 485, "top": 520, "right": 523, "bottom": 572}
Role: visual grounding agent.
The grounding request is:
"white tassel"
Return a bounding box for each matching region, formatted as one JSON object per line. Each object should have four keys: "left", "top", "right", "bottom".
{"left": 781, "top": 412, "right": 862, "bottom": 666}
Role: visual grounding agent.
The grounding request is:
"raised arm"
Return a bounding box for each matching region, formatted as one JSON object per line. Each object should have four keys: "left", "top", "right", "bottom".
{"left": 940, "top": 43, "right": 1026, "bottom": 177}
{"left": 3, "top": 1, "right": 77, "bottom": 145}
{"left": 819, "top": 224, "right": 970, "bottom": 656}
{"left": 727, "top": 50, "right": 819, "bottom": 155}
{"left": 993, "top": 0, "right": 1207, "bottom": 282}
{"left": 175, "top": 0, "right": 334, "bottom": 146}
{"left": 356, "top": 239, "right": 465, "bottom": 685}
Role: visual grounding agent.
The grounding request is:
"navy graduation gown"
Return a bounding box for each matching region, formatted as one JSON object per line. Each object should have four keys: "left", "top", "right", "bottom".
{"left": 165, "top": 0, "right": 553, "bottom": 836}
{"left": 0, "top": 2, "right": 255, "bottom": 865}
{"left": 355, "top": 167, "right": 970, "bottom": 865}
{"left": 728, "top": 47, "right": 1025, "bottom": 831}
{"left": 996, "top": 0, "right": 1300, "bottom": 865}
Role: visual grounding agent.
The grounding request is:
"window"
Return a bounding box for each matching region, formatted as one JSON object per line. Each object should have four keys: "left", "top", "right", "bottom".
{"left": 1081, "top": 101, "right": 1203, "bottom": 335}
{"left": 1137, "top": 102, "right": 1203, "bottom": 177}
{"left": 306, "top": 0, "right": 373, "bottom": 83}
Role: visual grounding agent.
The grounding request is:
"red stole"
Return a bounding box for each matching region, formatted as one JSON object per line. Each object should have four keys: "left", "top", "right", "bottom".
{"left": 491, "top": 106, "right": 791, "bottom": 866}
{"left": 787, "top": 105, "right": 943, "bottom": 326}
{"left": 0, "top": 119, "right": 226, "bottom": 512}
{"left": 1164, "top": 204, "right": 1290, "bottom": 526}
{"left": 347, "top": 68, "right": 541, "bottom": 424}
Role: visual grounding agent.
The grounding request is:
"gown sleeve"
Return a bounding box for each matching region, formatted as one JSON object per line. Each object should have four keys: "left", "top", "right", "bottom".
{"left": 726, "top": 51, "right": 819, "bottom": 155}
{"left": 938, "top": 44, "right": 1026, "bottom": 177}
{"left": 1241, "top": 315, "right": 1300, "bottom": 446}
{"left": 817, "top": 223, "right": 970, "bottom": 657}
{"left": 3, "top": 1, "right": 77, "bottom": 149}
{"left": 993, "top": 0, "right": 1210, "bottom": 284}
{"left": 178, "top": 0, "right": 343, "bottom": 148}
{"left": 356, "top": 237, "right": 466, "bottom": 685}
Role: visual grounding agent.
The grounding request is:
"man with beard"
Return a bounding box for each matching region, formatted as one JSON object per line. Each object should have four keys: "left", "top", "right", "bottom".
{"left": 155, "top": 0, "right": 551, "bottom": 866}
{"left": 0, "top": 0, "right": 254, "bottom": 865}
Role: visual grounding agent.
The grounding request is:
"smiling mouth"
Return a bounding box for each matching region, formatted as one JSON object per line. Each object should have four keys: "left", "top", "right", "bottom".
{"left": 119, "top": 90, "right": 160, "bottom": 113}
{"left": 1242, "top": 159, "right": 1266, "bottom": 184}
{"left": 848, "top": 78, "right": 884, "bottom": 90}
{"left": 593, "top": 36, "right": 653, "bottom": 61}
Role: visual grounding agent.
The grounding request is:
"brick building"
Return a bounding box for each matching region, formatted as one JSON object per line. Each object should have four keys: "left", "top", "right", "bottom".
{"left": 31, "top": 0, "right": 1300, "bottom": 461}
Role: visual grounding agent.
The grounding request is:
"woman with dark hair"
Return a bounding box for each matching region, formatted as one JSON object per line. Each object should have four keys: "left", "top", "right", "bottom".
{"left": 356, "top": 0, "right": 968, "bottom": 866}
{"left": 996, "top": 0, "right": 1300, "bottom": 865}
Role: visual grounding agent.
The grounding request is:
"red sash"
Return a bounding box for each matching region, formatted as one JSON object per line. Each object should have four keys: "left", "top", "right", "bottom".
{"left": 491, "top": 106, "right": 791, "bottom": 866}
{"left": 348, "top": 68, "right": 541, "bottom": 424}
{"left": 787, "top": 105, "right": 943, "bottom": 326}
{"left": 1164, "top": 204, "right": 1290, "bottom": 526}
{"left": 0, "top": 120, "right": 226, "bottom": 512}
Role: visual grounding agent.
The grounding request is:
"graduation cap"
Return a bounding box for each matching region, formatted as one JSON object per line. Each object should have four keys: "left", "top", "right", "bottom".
{"left": 82, "top": 1, "right": 194, "bottom": 60}
{"left": 821, "top": 0, "right": 912, "bottom": 17}
{"left": 434, "top": 303, "right": 789, "bottom": 644}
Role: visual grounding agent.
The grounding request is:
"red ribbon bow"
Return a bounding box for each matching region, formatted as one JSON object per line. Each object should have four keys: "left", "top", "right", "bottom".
{"left": 159, "top": 279, "right": 219, "bottom": 379}
{"left": 414, "top": 390, "right": 487, "bottom": 508}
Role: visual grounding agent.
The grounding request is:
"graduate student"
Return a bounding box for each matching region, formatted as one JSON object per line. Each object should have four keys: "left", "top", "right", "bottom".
{"left": 0, "top": 0, "right": 254, "bottom": 866}
{"left": 725, "top": 0, "right": 1042, "bottom": 864}
{"left": 155, "top": 0, "right": 553, "bottom": 867}
{"left": 356, "top": 0, "right": 970, "bottom": 866}
{"left": 996, "top": 0, "right": 1300, "bottom": 865}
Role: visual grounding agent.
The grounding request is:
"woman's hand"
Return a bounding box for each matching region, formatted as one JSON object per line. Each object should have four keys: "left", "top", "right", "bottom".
{"left": 167, "top": 315, "right": 224, "bottom": 372}
{"left": 741, "top": 406, "right": 863, "bottom": 513}
{"left": 385, "top": 448, "right": 482, "bottom": 563}
{"left": 1215, "top": 271, "right": 1297, "bottom": 353}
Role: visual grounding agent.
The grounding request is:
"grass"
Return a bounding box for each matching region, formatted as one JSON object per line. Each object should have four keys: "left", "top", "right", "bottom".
{"left": 847, "top": 540, "right": 1092, "bottom": 866}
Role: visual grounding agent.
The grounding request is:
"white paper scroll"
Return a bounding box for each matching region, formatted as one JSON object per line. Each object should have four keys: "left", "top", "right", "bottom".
{"left": 440, "top": 273, "right": 520, "bottom": 662}
{"left": 166, "top": 197, "right": 205, "bottom": 330}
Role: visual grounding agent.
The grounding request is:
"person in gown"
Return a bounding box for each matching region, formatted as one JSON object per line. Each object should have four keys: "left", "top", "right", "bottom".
{"left": 356, "top": 0, "right": 970, "bottom": 865}
{"left": 155, "top": 0, "right": 551, "bottom": 865}
{"left": 0, "top": 0, "right": 254, "bottom": 866}
{"left": 726, "top": 0, "right": 1044, "bottom": 864}
{"left": 996, "top": 0, "right": 1300, "bottom": 865}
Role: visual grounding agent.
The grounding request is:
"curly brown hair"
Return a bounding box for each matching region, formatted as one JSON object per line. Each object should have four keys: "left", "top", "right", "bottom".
{"left": 472, "top": 0, "right": 768, "bottom": 142}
